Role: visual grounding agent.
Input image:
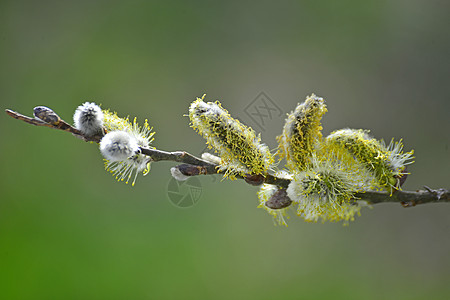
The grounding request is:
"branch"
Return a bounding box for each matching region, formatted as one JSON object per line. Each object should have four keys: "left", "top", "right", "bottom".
{"left": 140, "top": 148, "right": 215, "bottom": 167}
{"left": 172, "top": 163, "right": 449, "bottom": 207}
{"left": 5, "top": 109, "right": 103, "bottom": 143}
{"left": 6, "top": 107, "right": 449, "bottom": 208}
{"left": 355, "top": 187, "right": 449, "bottom": 207}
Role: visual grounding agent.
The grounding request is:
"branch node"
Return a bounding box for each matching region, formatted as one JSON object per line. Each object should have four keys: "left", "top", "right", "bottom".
{"left": 400, "top": 200, "right": 416, "bottom": 208}
{"left": 423, "top": 186, "right": 447, "bottom": 201}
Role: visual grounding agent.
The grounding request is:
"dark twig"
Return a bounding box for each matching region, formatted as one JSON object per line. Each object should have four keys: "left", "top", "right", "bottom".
{"left": 173, "top": 163, "right": 291, "bottom": 188}
{"left": 355, "top": 188, "right": 450, "bottom": 206}
{"left": 5, "top": 109, "right": 102, "bottom": 142}
{"left": 6, "top": 107, "right": 449, "bottom": 207}
{"left": 172, "top": 162, "right": 449, "bottom": 207}
{"left": 140, "top": 148, "right": 215, "bottom": 167}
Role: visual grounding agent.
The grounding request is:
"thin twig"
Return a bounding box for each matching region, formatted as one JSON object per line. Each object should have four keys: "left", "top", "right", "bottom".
{"left": 355, "top": 188, "right": 449, "bottom": 206}
{"left": 172, "top": 163, "right": 449, "bottom": 206}
{"left": 5, "top": 109, "right": 103, "bottom": 142}
{"left": 140, "top": 148, "right": 215, "bottom": 166}
{"left": 6, "top": 107, "right": 449, "bottom": 207}
{"left": 172, "top": 162, "right": 290, "bottom": 187}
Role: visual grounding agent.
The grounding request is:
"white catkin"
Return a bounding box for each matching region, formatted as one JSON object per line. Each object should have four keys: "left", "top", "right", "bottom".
{"left": 100, "top": 131, "right": 139, "bottom": 162}
{"left": 73, "top": 102, "right": 104, "bottom": 136}
{"left": 201, "top": 153, "right": 221, "bottom": 164}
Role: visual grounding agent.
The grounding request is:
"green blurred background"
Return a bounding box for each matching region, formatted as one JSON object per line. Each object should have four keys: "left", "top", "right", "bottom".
{"left": 1, "top": 0, "right": 449, "bottom": 299}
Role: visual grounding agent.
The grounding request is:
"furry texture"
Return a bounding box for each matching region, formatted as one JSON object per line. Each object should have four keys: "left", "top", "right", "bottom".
{"left": 73, "top": 102, "right": 104, "bottom": 136}
{"left": 325, "top": 129, "right": 414, "bottom": 191}
{"left": 277, "top": 94, "right": 327, "bottom": 172}
{"left": 189, "top": 95, "right": 274, "bottom": 178}
{"left": 100, "top": 131, "right": 139, "bottom": 162}
{"left": 101, "top": 110, "right": 155, "bottom": 186}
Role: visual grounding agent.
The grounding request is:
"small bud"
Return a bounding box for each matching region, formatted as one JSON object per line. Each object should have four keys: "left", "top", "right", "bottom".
{"left": 258, "top": 184, "right": 290, "bottom": 226}
{"left": 33, "top": 106, "right": 61, "bottom": 125}
{"left": 278, "top": 94, "right": 327, "bottom": 171}
{"left": 170, "top": 167, "right": 190, "bottom": 181}
{"left": 73, "top": 102, "right": 104, "bottom": 136}
{"left": 265, "top": 188, "right": 292, "bottom": 209}
{"left": 175, "top": 164, "right": 208, "bottom": 176}
{"left": 100, "top": 131, "right": 139, "bottom": 162}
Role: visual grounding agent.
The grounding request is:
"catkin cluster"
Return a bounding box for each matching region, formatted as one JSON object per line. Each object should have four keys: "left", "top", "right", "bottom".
{"left": 66, "top": 94, "right": 413, "bottom": 226}
{"left": 72, "top": 102, "right": 155, "bottom": 186}
{"left": 186, "top": 94, "right": 413, "bottom": 225}
{"left": 275, "top": 95, "right": 412, "bottom": 224}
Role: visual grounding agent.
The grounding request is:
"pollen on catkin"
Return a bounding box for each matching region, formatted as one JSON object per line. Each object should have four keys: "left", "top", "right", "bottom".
{"left": 277, "top": 94, "right": 327, "bottom": 172}
{"left": 73, "top": 102, "right": 104, "bottom": 136}
{"left": 325, "top": 129, "right": 414, "bottom": 192}
{"left": 286, "top": 154, "right": 369, "bottom": 223}
{"left": 100, "top": 110, "right": 155, "bottom": 186}
{"left": 189, "top": 95, "right": 274, "bottom": 178}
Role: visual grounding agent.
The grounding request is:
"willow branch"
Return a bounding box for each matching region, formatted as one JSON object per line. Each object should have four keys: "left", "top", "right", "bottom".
{"left": 6, "top": 108, "right": 449, "bottom": 207}
{"left": 171, "top": 163, "right": 449, "bottom": 207}
{"left": 5, "top": 109, "right": 103, "bottom": 143}
{"left": 355, "top": 187, "right": 449, "bottom": 207}
{"left": 140, "top": 148, "right": 215, "bottom": 167}
{"left": 140, "top": 148, "right": 288, "bottom": 186}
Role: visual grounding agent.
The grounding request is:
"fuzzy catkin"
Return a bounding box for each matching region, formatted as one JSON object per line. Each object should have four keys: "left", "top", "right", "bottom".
{"left": 325, "top": 129, "right": 414, "bottom": 191}
{"left": 73, "top": 102, "right": 104, "bottom": 136}
{"left": 277, "top": 94, "right": 327, "bottom": 172}
{"left": 189, "top": 95, "right": 274, "bottom": 177}
{"left": 286, "top": 154, "right": 368, "bottom": 223}
{"left": 100, "top": 110, "right": 155, "bottom": 186}
{"left": 100, "top": 131, "right": 139, "bottom": 162}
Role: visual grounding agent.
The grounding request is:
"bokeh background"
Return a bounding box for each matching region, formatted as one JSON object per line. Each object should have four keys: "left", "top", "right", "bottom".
{"left": 1, "top": 1, "right": 449, "bottom": 299}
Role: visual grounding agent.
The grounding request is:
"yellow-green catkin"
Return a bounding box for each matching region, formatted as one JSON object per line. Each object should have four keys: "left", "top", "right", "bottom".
{"left": 286, "top": 154, "right": 369, "bottom": 223}
{"left": 277, "top": 94, "right": 327, "bottom": 172}
{"left": 101, "top": 110, "right": 155, "bottom": 186}
{"left": 325, "top": 129, "right": 414, "bottom": 191}
{"left": 189, "top": 95, "right": 274, "bottom": 178}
